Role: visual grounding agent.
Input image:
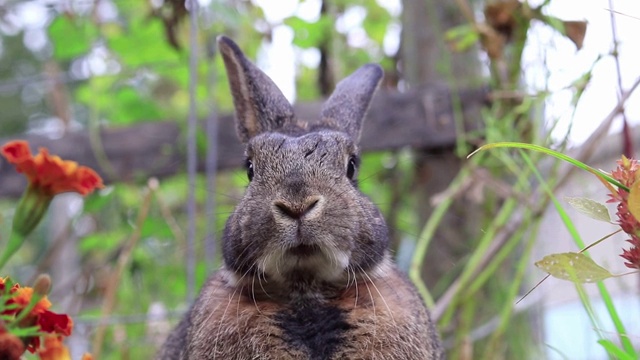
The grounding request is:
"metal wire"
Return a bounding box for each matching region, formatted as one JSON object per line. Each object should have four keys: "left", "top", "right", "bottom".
{"left": 186, "top": 0, "right": 199, "bottom": 303}
{"left": 205, "top": 32, "right": 218, "bottom": 271}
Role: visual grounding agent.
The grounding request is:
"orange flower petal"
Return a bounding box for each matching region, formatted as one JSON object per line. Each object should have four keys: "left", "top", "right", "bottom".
{"left": 9, "top": 287, "right": 51, "bottom": 315}
{"left": 1, "top": 140, "right": 39, "bottom": 182}
{"left": 1, "top": 140, "right": 104, "bottom": 196}
{"left": 1, "top": 140, "right": 31, "bottom": 163}
{"left": 37, "top": 336, "right": 71, "bottom": 360}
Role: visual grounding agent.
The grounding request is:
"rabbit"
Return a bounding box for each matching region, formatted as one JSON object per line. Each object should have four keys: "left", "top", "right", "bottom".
{"left": 156, "top": 35, "right": 443, "bottom": 360}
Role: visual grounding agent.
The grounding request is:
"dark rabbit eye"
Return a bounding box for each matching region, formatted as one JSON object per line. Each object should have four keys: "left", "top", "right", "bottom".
{"left": 246, "top": 159, "right": 254, "bottom": 181}
{"left": 347, "top": 156, "right": 358, "bottom": 180}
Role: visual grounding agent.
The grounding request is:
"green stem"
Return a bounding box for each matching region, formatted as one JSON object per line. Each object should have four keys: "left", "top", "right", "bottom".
{"left": 438, "top": 162, "right": 532, "bottom": 327}
{"left": 439, "top": 196, "right": 519, "bottom": 326}
{"left": 597, "top": 281, "right": 636, "bottom": 356}
{"left": 409, "top": 165, "right": 472, "bottom": 308}
{"left": 468, "top": 142, "right": 629, "bottom": 191}
{"left": 0, "top": 186, "right": 53, "bottom": 270}
{"left": 0, "top": 232, "right": 25, "bottom": 270}
{"left": 482, "top": 214, "right": 539, "bottom": 359}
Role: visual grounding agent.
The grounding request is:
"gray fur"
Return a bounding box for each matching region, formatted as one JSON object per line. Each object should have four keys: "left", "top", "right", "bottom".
{"left": 321, "top": 64, "right": 383, "bottom": 140}
{"left": 156, "top": 36, "right": 443, "bottom": 360}
{"left": 218, "top": 36, "right": 296, "bottom": 143}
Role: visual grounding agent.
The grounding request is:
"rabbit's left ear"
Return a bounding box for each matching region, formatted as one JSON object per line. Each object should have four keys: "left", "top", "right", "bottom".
{"left": 320, "top": 64, "right": 383, "bottom": 140}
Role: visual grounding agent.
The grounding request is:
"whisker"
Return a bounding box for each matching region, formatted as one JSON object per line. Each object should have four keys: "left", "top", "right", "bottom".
{"left": 361, "top": 266, "right": 397, "bottom": 327}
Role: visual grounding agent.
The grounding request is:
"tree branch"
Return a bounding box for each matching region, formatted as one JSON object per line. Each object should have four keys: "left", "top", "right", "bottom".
{"left": 0, "top": 85, "right": 488, "bottom": 198}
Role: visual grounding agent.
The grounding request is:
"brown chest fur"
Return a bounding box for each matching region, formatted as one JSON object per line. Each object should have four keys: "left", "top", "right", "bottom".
{"left": 170, "top": 267, "right": 441, "bottom": 360}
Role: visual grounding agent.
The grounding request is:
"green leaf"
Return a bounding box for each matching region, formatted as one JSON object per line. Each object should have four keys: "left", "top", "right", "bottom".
{"left": 598, "top": 339, "right": 636, "bottom": 360}
{"left": 80, "top": 229, "right": 128, "bottom": 253}
{"left": 467, "top": 142, "right": 629, "bottom": 192}
{"left": 107, "top": 17, "right": 183, "bottom": 67}
{"left": 535, "top": 252, "right": 613, "bottom": 283}
{"left": 628, "top": 180, "right": 640, "bottom": 222}
{"left": 285, "top": 16, "right": 332, "bottom": 49}
{"left": 5, "top": 325, "right": 41, "bottom": 337}
{"left": 565, "top": 197, "right": 611, "bottom": 222}
{"left": 445, "top": 24, "right": 479, "bottom": 52}
{"left": 362, "top": 4, "right": 392, "bottom": 45}
{"left": 48, "top": 17, "right": 98, "bottom": 60}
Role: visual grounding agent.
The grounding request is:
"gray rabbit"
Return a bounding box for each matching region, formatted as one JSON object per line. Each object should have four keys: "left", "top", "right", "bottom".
{"left": 157, "top": 36, "right": 443, "bottom": 360}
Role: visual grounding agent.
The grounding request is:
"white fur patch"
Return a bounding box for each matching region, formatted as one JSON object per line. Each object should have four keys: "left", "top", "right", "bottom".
{"left": 257, "top": 246, "right": 350, "bottom": 283}
{"left": 366, "top": 254, "right": 393, "bottom": 280}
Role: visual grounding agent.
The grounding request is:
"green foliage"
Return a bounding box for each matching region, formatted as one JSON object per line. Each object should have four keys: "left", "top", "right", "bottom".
{"left": 535, "top": 252, "right": 613, "bottom": 283}
{"left": 48, "top": 17, "right": 98, "bottom": 60}
{"left": 3, "top": 0, "right": 627, "bottom": 358}
{"left": 286, "top": 16, "right": 332, "bottom": 49}
{"left": 565, "top": 197, "right": 611, "bottom": 223}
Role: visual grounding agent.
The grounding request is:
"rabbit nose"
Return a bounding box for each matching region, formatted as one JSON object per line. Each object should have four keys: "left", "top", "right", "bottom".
{"left": 273, "top": 196, "right": 324, "bottom": 220}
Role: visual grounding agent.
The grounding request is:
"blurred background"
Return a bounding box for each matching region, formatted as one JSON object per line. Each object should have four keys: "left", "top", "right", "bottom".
{"left": 0, "top": 0, "right": 639, "bottom": 359}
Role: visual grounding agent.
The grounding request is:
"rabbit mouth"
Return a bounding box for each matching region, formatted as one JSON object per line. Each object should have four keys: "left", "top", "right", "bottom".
{"left": 258, "top": 244, "right": 350, "bottom": 284}
{"left": 287, "top": 244, "right": 321, "bottom": 257}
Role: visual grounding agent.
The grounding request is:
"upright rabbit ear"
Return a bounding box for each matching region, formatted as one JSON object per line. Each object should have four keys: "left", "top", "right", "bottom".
{"left": 320, "top": 64, "right": 383, "bottom": 141}
{"left": 217, "top": 36, "right": 295, "bottom": 143}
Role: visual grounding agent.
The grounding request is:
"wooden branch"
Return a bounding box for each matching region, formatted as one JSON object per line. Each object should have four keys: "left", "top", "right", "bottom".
{"left": 0, "top": 85, "right": 488, "bottom": 198}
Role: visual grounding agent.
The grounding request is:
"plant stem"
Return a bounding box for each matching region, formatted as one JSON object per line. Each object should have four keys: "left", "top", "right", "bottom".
{"left": 409, "top": 164, "right": 472, "bottom": 309}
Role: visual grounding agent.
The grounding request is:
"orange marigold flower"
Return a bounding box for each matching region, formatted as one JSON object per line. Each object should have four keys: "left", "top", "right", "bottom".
{"left": 82, "top": 354, "right": 94, "bottom": 360}
{"left": 37, "top": 336, "right": 71, "bottom": 360}
{"left": 1, "top": 140, "right": 104, "bottom": 196}
{"left": 0, "top": 278, "right": 74, "bottom": 353}
{"left": 7, "top": 286, "right": 52, "bottom": 316}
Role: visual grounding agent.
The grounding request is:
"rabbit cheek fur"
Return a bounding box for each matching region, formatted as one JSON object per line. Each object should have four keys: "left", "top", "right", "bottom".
{"left": 156, "top": 36, "right": 443, "bottom": 360}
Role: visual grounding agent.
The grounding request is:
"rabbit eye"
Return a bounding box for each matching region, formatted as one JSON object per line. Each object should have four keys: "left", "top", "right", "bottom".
{"left": 347, "top": 156, "right": 358, "bottom": 180}
{"left": 246, "top": 159, "right": 254, "bottom": 181}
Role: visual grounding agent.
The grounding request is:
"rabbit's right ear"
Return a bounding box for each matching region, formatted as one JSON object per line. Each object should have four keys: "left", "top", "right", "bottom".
{"left": 320, "top": 64, "right": 383, "bottom": 141}
{"left": 217, "top": 36, "right": 295, "bottom": 143}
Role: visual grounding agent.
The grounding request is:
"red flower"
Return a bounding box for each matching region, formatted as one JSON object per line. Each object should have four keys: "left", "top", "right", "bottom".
{"left": 38, "top": 310, "right": 73, "bottom": 337}
{"left": 621, "top": 242, "right": 640, "bottom": 269}
{"left": 1, "top": 140, "right": 104, "bottom": 196}
{"left": 0, "top": 278, "right": 74, "bottom": 353}
{"left": 610, "top": 156, "right": 640, "bottom": 269}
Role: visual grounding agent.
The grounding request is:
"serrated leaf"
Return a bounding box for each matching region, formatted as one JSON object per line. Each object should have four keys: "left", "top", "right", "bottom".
{"left": 535, "top": 252, "right": 612, "bottom": 283}
{"left": 628, "top": 180, "right": 640, "bottom": 223}
{"left": 565, "top": 196, "right": 611, "bottom": 222}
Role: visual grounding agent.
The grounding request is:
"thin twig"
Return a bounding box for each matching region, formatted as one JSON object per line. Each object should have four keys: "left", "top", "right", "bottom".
{"left": 608, "top": 0, "right": 632, "bottom": 156}
{"left": 432, "top": 205, "right": 545, "bottom": 321}
{"left": 151, "top": 184, "right": 187, "bottom": 254}
{"left": 557, "top": 76, "right": 640, "bottom": 190}
{"left": 91, "top": 179, "right": 155, "bottom": 358}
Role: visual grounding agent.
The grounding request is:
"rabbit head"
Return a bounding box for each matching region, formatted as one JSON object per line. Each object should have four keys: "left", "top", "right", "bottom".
{"left": 218, "top": 36, "right": 388, "bottom": 292}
